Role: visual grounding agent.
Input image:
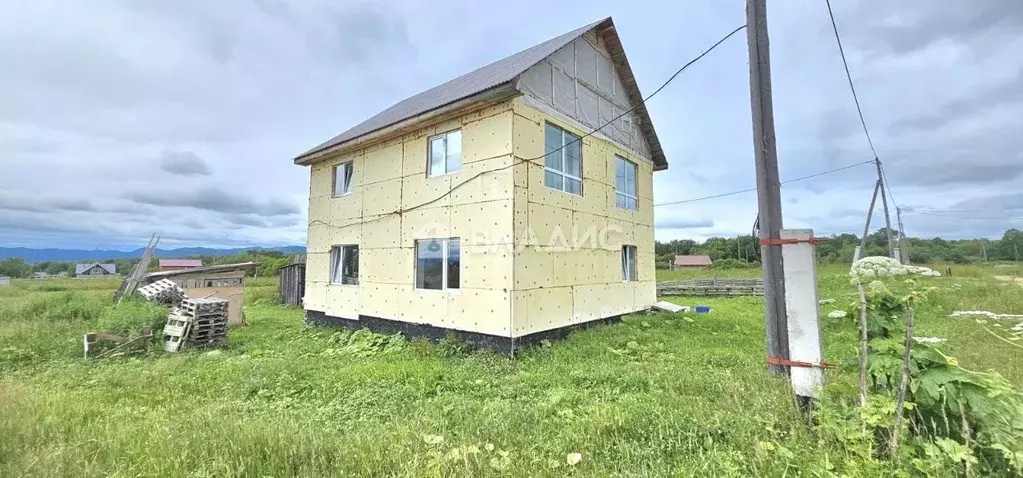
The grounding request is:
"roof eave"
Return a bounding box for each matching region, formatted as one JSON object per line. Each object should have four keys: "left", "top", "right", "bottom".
{"left": 294, "top": 82, "right": 519, "bottom": 166}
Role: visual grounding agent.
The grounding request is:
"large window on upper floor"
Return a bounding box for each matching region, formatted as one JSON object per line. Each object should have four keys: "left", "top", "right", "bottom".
{"left": 615, "top": 156, "right": 638, "bottom": 210}
{"left": 544, "top": 123, "right": 582, "bottom": 195}
{"left": 332, "top": 161, "right": 354, "bottom": 197}
{"left": 428, "top": 130, "right": 462, "bottom": 177}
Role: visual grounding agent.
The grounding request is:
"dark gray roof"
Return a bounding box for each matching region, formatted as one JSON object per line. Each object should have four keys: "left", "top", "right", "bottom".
{"left": 295, "top": 17, "right": 667, "bottom": 170}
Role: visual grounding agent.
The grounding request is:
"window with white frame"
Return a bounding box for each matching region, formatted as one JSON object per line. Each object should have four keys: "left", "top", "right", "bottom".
{"left": 332, "top": 161, "right": 354, "bottom": 197}
{"left": 415, "top": 238, "right": 460, "bottom": 290}
{"left": 622, "top": 245, "right": 638, "bottom": 281}
{"left": 428, "top": 130, "right": 462, "bottom": 177}
{"left": 543, "top": 123, "right": 582, "bottom": 195}
{"left": 330, "top": 245, "right": 359, "bottom": 285}
{"left": 615, "top": 156, "right": 638, "bottom": 210}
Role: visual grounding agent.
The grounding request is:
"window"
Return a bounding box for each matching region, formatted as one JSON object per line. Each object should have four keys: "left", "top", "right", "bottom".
{"left": 332, "top": 162, "right": 354, "bottom": 197}
{"left": 330, "top": 245, "right": 359, "bottom": 285}
{"left": 428, "top": 130, "right": 462, "bottom": 177}
{"left": 415, "top": 238, "right": 460, "bottom": 290}
{"left": 622, "top": 245, "right": 638, "bottom": 281}
{"left": 544, "top": 123, "right": 582, "bottom": 195}
{"left": 615, "top": 156, "right": 638, "bottom": 210}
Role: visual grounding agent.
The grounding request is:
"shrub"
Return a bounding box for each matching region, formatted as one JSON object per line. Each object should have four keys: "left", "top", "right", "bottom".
{"left": 95, "top": 298, "right": 169, "bottom": 338}
{"left": 712, "top": 259, "right": 750, "bottom": 269}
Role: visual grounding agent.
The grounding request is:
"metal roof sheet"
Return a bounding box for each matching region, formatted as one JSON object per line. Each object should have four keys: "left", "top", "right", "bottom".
{"left": 294, "top": 17, "right": 667, "bottom": 170}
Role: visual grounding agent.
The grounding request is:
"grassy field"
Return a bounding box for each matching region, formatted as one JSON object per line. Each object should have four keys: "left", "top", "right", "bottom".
{"left": 1, "top": 265, "right": 1021, "bottom": 476}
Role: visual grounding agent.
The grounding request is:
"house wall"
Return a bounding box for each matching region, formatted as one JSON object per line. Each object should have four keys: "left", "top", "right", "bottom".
{"left": 516, "top": 31, "right": 652, "bottom": 160}
{"left": 304, "top": 102, "right": 517, "bottom": 338}
{"left": 509, "top": 98, "right": 656, "bottom": 337}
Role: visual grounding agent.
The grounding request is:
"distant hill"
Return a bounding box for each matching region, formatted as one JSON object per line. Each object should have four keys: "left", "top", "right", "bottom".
{"left": 0, "top": 246, "right": 306, "bottom": 263}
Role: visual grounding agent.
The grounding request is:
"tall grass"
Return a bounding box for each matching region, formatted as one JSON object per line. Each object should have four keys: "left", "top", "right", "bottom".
{"left": 0, "top": 266, "right": 1020, "bottom": 475}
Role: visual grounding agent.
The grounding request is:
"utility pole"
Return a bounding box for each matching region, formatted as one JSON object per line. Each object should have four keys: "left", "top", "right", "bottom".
{"left": 981, "top": 242, "right": 988, "bottom": 262}
{"left": 896, "top": 206, "right": 908, "bottom": 264}
{"left": 1015, "top": 241, "right": 1019, "bottom": 262}
{"left": 874, "top": 158, "right": 895, "bottom": 259}
{"left": 747, "top": 0, "right": 789, "bottom": 376}
{"left": 854, "top": 180, "right": 881, "bottom": 263}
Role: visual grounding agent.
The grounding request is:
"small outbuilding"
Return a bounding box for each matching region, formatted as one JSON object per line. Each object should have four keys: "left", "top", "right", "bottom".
{"left": 159, "top": 259, "right": 203, "bottom": 271}
{"left": 673, "top": 255, "right": 712, "bottom": 269}
{"left": 0, "top": 277, "right": 10, "bottom": 286}
{"left": 277, "top": 254, "right": 306, "bottom": 306}
{"left": 76, "top": 263, "right": 117, "bottom": 278}
{"left": 141, "top": 262, "right": 259, "bottom": 326}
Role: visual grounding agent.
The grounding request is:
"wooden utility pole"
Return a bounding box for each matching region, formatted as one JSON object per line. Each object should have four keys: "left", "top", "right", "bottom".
{"left": 874, "top": 159, "right": 895, "bottom": 258}
{"left": 747, "top": 0, "right": 789, "bottom": 376}
{"left": 854, "top": 180, "right": 881, "bottom": 263}
{"left": 896, "top": 207, "right": 909, "bottom": 264}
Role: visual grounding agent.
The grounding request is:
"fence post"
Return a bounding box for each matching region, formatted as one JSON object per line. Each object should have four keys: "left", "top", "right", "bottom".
{"left": 779, "top": 229, "right": 826, "bottom": 407}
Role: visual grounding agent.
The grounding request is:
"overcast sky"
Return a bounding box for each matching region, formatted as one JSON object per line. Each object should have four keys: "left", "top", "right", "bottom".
{"left": 1, "top": 0, "right": 1021, "bottom": 250}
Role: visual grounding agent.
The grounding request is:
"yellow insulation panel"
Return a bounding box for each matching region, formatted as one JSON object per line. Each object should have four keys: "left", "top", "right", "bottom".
{"left": 360, "top": 247, "right": 410, "bottom": 284}
{"left": 462, "top": 110, "right": 513, "bottom": 164}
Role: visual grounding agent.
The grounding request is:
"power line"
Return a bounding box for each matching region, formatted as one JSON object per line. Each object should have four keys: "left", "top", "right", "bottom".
{"left": 311, "top": 24, "right": 748, "bottom": 230}
{"left": 913, "top": 208, "right": 1023, "bottom": 213}
{"left": 824, "top": 0, "right": 878, "bottom": 159}
{"left": 653, "top": 159, "right": 873, "bottom": 207}
{"left": 910, "top": 211, "right": 1023, "bottom": 221}
{"left": 878, "top": 161, "right": 900, "bottom": 209}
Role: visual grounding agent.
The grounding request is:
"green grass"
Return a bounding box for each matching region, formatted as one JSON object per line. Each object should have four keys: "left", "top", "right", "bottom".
{"left": 0, "top": 266, "right": 1021, "bottom": 476}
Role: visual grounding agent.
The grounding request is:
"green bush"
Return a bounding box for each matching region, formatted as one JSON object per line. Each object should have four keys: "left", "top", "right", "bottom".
{"left": 712, "top": 258, "right": 750, "bottom": 269}
{"left": 95, "top": 298, "right": 169, "bottom": 338}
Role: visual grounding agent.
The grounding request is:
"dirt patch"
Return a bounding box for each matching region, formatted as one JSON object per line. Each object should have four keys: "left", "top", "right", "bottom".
{"left": 994, "top": 275, "right": 1023, "bottom": 287}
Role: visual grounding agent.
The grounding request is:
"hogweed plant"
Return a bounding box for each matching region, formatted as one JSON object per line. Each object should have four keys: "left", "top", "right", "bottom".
{"left": 832, "top": 257, "right": 1023, "bottom": 474}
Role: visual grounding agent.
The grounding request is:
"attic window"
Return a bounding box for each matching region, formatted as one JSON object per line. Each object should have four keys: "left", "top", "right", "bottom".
{"left": 543, "top": 123, "right": 582, "bottom": 196}
{"left": 332, "top": 161, "right": 354, "bottom": 197}
{"left": 428, "top": 130, "right": 462, "bottom": 177}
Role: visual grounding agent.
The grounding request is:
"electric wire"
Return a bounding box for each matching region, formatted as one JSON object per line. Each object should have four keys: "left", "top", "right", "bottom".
{"left": 653, "top": 159, "right": 874, "bottom": 207}
{"left": 824, "top": 0, "right": 878, "bottom": 160}
{"left": 309, "top": 24, "right": 748, "bottom": 230}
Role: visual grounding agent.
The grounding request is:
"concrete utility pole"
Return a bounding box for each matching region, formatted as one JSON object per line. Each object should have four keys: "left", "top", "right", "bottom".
{"left": 746, "top": 0, "right": 789, "bottom": 376}
{"left": 875, "top": 158, "right": 895, "bottom": 259}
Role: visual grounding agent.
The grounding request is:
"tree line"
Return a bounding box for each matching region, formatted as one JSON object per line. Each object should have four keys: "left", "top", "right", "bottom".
{"left": 655, "top": 228, "right": 1022, "bottom": 269}
{"left": 0, "top": 249, "right": 301, "bottom": 279}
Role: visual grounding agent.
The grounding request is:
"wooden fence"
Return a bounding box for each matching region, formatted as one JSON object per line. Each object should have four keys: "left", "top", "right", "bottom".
{"left": 657, "top": 278, "right": 764, "bottom": 297}
{"left": 278, "top": 263, "right": 305, "bottom": 306}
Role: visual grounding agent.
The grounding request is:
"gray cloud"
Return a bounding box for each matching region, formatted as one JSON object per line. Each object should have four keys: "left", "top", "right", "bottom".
{"left": 0, "top": 191, "right": 98, "bottom": 213}
{"left": 160, "top": 150, "right": 213, "bottom": 176}
{"left": 125, "top": 187, "right": 299, "bottom": 217}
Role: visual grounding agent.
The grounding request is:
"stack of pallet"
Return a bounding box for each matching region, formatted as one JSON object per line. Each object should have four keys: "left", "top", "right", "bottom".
{"left": 163, "top": 298, "right": 229, "bottom": 352}
{"left": 138, "top": 279, "right": 185, "bottom": 305}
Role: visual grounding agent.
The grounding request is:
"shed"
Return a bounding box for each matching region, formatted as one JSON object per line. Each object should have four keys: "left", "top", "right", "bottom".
{"left": 673, "top": 255, "right": 713, "bottom": 269}
{"left": 278, "top": 254, "right": 306, "bottom": 306}
{"left": 142, "top": 262, "right": 259, "bottom": 326}
{"left": 159, "top": 259, "right": 203, "bottom": 271}
{"left": 0, "top": 277, "right": 10, "bottom": 286}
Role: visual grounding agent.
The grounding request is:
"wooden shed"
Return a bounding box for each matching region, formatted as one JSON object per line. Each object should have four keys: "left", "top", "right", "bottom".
{"left": 141, "top": 262, "right": 259, "bottom": 325}
{"left": 278, "top": 254, "right": 306, "bottom": 306}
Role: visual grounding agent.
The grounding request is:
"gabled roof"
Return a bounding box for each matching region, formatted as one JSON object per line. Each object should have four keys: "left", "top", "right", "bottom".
{"left": 674, "top": 255, "right": 713, "bottom": 267}
{"left": 75, "top": 263, "right": 116, "bottom": 274}
{"left": 159, "top": 259, "right": 203, "bottom": 268}
{"left": 295, "top": 17, "right": 667, "bottom": 170}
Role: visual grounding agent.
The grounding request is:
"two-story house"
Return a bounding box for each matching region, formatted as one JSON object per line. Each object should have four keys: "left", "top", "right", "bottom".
{"left": 295, "top": 17, "right": 667, "bottom": 351}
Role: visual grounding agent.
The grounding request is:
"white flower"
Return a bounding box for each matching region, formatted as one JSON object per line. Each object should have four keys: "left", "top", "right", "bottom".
{"left": 913, "top": 337, "right": 945, "bottom": 344}
{"left": 827, "top": 310, "right": 848, "bottom": 319}
{"left": 423, "top": 434, "right": 444, "bottom": 445}
{"left": 567, "top": 453, "right": 583, "bottom": 466}
{"left": 849, "top": 257, "right": 940, "bottom": 283}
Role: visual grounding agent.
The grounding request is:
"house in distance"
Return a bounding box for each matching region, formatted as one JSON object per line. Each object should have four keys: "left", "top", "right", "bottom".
{"left": 294, "top": 17, "right": 666, "bottom": 350}
{"left": 673, "top": 255, "right": 713, "bottom": 270}
{"left": 75, "top": 263, "right": 117, "bottom": 278}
